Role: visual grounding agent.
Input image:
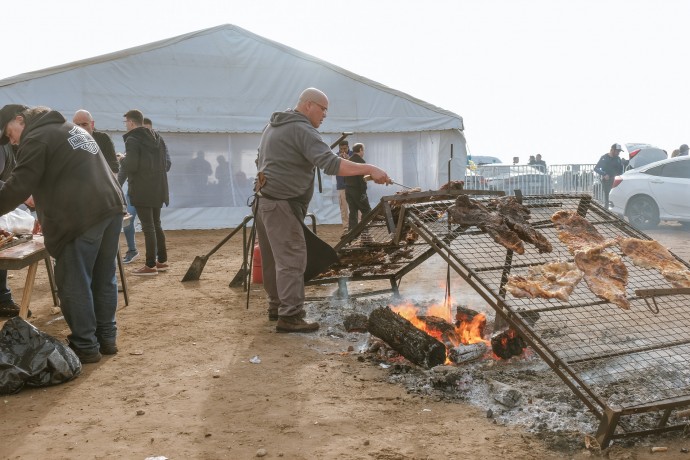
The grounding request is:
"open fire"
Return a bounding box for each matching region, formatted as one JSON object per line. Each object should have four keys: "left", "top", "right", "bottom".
{"left": 387, "top": 297, "right": 525, "bottom": 364}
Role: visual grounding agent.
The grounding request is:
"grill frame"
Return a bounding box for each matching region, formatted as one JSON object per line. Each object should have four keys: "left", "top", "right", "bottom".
{"left": 311, "top": 191, "right": 690, "bottom": 447}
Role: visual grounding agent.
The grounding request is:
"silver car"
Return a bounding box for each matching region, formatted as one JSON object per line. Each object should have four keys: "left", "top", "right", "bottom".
{"left": 475, "top": 164, "right": 553, "bottom": 196}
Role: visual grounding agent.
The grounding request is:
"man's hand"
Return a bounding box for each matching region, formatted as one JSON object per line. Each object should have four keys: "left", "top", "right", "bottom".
{"left": 368, "top": 166, "right": 391, "bottom": 185}
{"left": 24, "top": 196, "right": 35, "bottom": 208}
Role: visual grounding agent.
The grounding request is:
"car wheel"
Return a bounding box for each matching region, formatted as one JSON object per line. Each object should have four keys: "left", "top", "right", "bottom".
{"left": 625, "top": 196, "right": 660, "bottom": 229}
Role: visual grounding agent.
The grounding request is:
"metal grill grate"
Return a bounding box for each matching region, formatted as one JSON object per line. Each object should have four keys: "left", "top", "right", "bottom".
{"left": 312, "top": 191, "right": 690, "bottom": 447}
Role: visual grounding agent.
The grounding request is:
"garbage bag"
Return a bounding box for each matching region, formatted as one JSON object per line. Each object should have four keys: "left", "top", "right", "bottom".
{"left": 0, "top": 317, "right": 81, "bottom": 395}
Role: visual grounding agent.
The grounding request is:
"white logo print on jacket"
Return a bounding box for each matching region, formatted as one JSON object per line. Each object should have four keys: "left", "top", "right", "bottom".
{"left": 67, "top": 126, "right": 99, "bottom": 154}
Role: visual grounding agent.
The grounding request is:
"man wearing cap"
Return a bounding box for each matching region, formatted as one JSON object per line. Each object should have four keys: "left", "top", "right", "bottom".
{"left": 594, "top": 143, "right": 626, "bottom": 208}
{"left": 679, "top": 144, "right": 689, "bottom": 157}
{"left": 0, "top": 104, "right": 126, "bottom": 364}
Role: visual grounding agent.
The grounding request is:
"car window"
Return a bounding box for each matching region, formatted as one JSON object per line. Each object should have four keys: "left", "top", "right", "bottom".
{"left": 660, "top": 160, "right": 690, "bottom": 179}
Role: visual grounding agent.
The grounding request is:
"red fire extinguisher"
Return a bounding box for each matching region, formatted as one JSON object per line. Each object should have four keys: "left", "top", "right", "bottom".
{"left": 251, "top": 243, "right": 263, "bottom": 284}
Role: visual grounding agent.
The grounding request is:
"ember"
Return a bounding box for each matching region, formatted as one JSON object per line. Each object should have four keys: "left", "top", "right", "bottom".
{"left": 490, "top": 328, "right": 526, "bottom": 359}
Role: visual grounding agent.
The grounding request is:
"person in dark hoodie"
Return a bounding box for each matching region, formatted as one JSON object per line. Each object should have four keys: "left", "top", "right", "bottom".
{"left": 121, "top": 109, "right": 170, "bottom": 276}
{"left": 0, "top": 104, "right": 126, "bottom": 363}
{"left": 255, "top": 87, "right": 390, "bottom": 333}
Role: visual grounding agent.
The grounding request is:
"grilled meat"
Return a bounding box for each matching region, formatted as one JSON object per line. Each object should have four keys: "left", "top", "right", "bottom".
{"left": 552, "top": 210, "right": 629, "bottom": 309}
{"left": 550, "top": 210, "right": 616, "bottom": 254}
{"left": 574, "top": 250, "right": 630, "bottom": 310}
{"left": 507, "top": 261, "right": 584, "bottom": 301}
{"left": 617, "top": 237, "right": 690, "bottom": 288}
{"left": 493, "top": 196, "right": 553, "bottom": 253}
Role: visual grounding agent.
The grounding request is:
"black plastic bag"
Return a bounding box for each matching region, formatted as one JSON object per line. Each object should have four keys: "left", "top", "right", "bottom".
{"left": 0, "top": 317, "right": 81, "bottom": 395}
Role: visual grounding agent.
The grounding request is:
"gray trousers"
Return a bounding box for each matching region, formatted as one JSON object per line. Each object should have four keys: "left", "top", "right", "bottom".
{"left": 255, "top": 198, "right": 306, "bottom": 317}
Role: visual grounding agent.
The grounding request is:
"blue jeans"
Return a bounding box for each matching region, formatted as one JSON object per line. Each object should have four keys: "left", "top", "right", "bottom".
{"left": 54, "top": 214, "right": 123, "bottom": 352}
{"left": 136, "top": 206, "right": 167, "bottom": 268}
{"left": 123, "top": 194, "right": 137, "bottom": 252}
{"left": 0, "top": 269, "right": 11, "bottom": 303}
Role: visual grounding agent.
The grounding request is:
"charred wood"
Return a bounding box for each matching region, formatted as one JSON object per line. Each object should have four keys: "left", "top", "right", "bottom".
{"left": 491, "top": 328, "right": 527, "bottom": 359}
{"left": 368, "top": 307, "right": 447, "bottom": 368}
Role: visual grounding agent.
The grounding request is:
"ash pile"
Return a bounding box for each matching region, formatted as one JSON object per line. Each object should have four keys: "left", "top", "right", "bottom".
{"left": 305, "top": 295, "right": 680, "bottom": 451}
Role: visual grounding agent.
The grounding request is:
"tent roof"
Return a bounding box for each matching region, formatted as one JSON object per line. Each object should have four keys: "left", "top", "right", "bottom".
{"left": 0, "top": 24, "right": 463, "bottom": 134}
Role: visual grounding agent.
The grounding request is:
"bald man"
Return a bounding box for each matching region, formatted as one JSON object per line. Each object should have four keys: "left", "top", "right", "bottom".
{"left": 255, "top": 87, "right": 390, "bottom": 333}
{"left": 73, "top": 109, "right": 119, "bottom": 173}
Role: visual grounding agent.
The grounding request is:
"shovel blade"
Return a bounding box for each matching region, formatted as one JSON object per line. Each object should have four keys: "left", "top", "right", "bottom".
{"left": 181, "top": 255, "right": 208, "bottom": 282}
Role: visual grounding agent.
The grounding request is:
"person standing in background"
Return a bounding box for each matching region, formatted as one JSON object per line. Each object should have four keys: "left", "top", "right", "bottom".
{"left": 594, "top": 143, "right": 626, "bottom": 208}
{"left": 73, "top": 109, "right": 119, "bottom": 174}
{"left": 344, "top": 143, "right": 373, "bottom": 232}
{"left": 121, "top": 110, "right": 170, "bottom": 276}
{"left": 334, "top": 140, "right": 351, "bottom": 235}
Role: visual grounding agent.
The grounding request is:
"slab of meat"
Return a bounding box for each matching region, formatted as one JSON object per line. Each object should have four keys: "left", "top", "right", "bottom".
{"left": 492, "top": 197, "right": 553, "bottom": 253}
{"left": 507, "top": 261, "right": 584, "bottom": 301}
{"left": 448, "top": 195, "right": 525, "bottom": 254}
{"left": 551, "top": 210, "right": 615, "bottom": 255}
{"left": 617, "top": 237, "right": 690, "bottom": 288}
{"left": 574, "top": 250, "right": 630, "bottom": 309}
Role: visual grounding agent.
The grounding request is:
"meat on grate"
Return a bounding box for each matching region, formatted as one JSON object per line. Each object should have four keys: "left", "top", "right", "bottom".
{"left": 506, "top": 261, "right": 584, "bottom": 301}
{"left": 552, "top": 210, "right": 629, "bottom": 309}
{"left": 617, "top": 237, "right": 690, "bottom": 288}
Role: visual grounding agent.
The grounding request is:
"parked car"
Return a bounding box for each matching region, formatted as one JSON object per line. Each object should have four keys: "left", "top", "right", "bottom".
{"left": 475, "top": 164, "right": 553, "bottom": 196}
{"left": 609, "top": 156, "right": 690, "bottom": 229}
{"left": 469, "top": 155, "right": 502, "bottom": 166}
{"left": 622, "top": 143, "right": 667, "bottom": 170}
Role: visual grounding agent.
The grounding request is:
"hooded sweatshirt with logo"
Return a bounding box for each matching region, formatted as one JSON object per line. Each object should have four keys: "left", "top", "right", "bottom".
{"left": 0, "top": 109, "right": 126, "bottom": 258}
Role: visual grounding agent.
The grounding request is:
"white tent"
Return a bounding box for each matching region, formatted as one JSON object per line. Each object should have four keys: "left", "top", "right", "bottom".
{"left": 0, "top": 24, "right": 467, "bottom": 229}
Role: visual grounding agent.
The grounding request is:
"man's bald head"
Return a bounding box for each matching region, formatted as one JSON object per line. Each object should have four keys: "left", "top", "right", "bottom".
{"left": 73, "top": 109, "right": 95, "bottom": 134}
{"left": 295, "top": 87, "right": 328, "bottom": 129}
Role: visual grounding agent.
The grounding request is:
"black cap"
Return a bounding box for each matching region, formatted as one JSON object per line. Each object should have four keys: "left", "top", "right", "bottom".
{"left": 0, "top": 104, "right": 29, "bottom": 145}
{"left": 680, "top": 144, "right": 689, "bottom": 152}
{"left": 611, "top": 143, "right": 623, "bottom": 152}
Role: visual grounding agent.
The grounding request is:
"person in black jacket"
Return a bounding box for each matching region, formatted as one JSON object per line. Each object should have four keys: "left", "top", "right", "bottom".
{"left": 72, "top": 109, "right": 119, "bottom": 174}
{"left": 0, "top": 143, "right": 21, "bottom": 317}
{"left": 0, "top": 104, "right": 126, "bottom": 363}
{"left": 121, "top": 109, "right": 170, "bottom": 276}
{"left": 594, "top": 143, "right": 626, "bottom": 208}
{"left": 344, "top": 143, "right": 372, "bottom": 231}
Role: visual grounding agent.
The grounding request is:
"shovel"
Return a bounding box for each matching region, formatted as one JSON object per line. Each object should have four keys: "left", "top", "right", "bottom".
{"left": 181, "top": 214, "right": 254, "bottom": 282}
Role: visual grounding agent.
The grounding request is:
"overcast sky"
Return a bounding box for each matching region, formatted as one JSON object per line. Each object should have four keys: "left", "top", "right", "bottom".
{"left": 4, "top": 0, "right": 688, "bottom": 165}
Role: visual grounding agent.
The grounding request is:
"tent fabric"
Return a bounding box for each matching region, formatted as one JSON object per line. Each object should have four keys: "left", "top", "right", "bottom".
{"left": 0, "top": 24, "right": 467, "bottom": 229}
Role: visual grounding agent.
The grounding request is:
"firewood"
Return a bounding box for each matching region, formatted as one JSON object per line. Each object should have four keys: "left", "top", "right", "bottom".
{"left": 368, "top": 307, "right": 446, "bottom": 369}
{"left": 448, "top": 342, "right": 488, "bottom": 364}
{"left": 491, "top": 328, "right": 526, "bottom": 359}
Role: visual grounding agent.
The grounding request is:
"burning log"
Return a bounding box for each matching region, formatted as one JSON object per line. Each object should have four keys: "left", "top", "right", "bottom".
{"left": 455, "top": 306, "right": 487, "bottom": 344}
{"left": 416, "top": 315, "right": 459, "bottom": 348}
{"left": 490, "top": 328, "right": 526, "bottom": 359}
{"left": 368, "top": 307, "right": 446, "bottom": 369}
{"left": 448, "top": 342, "right": 488, "bottom": 364}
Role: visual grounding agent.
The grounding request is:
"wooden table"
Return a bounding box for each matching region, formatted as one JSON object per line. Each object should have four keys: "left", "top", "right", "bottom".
{"left": 0, "top": 237, "right": 58, "bottom": 319}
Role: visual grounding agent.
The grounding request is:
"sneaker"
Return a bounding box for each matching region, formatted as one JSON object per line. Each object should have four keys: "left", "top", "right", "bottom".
{"left": 155, "top": 261, "right": 169, "bottom": 272}
{"left": 123, "top": 250, "right": 139, "bottom": 264}
{"left": 268, "top": 309, "right": 306, "bottom": 321}
{"left": 276, "top": 315, "right": 319, "bottom": 333}
{"left": 68, "top": 342, "right": 102, "bottom": 364}
{"left": 132, "top": 265, "right": 158, "bottom": 276}
{"left": 99, "top": 342, "right": 118, "bottom": 355}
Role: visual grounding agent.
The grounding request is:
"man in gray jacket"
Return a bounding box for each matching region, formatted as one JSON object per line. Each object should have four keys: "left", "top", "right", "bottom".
{"left": 255, "top": 88, "right": 390, "bottom": 333}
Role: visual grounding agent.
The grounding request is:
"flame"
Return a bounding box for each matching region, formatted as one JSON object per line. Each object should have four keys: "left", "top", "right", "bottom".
{"left": 390, "top": 297, "right": 489, "bottom": 348}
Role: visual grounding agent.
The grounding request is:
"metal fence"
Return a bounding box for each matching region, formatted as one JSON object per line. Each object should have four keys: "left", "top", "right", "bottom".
{"left": 465, "top": 163, "right": 605, "bottom": 203}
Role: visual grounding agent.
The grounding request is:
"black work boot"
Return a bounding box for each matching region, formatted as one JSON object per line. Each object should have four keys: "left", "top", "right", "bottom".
{"left": 276, "top": 315, "right": 319, "bottom": 333}
{"left": 269, "top": 309, "right": 306, "bottom": 321}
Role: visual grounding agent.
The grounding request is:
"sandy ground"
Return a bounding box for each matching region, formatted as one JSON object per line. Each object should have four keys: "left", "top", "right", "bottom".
{"left": 1, "top": 222, "right": 689, "bottom": 460}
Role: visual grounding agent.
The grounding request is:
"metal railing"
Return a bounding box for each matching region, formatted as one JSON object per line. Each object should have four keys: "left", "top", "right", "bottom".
{"left": 465, "top": 164, "right": 605, "bottom": 204}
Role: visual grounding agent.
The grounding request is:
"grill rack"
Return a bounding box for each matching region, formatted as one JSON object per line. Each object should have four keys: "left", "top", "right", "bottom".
{"left": 312, "top": 191, "right": 690, "bottom": 447}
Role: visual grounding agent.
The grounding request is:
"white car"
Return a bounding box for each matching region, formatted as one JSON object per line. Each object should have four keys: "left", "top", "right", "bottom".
{"left": 609, "top": 156, "right": 690, "bottom": 229}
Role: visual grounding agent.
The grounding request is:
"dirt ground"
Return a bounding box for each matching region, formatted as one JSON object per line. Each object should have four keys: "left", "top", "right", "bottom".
{"left": 1, "top": 222, "right": 689, "bottom": 460}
